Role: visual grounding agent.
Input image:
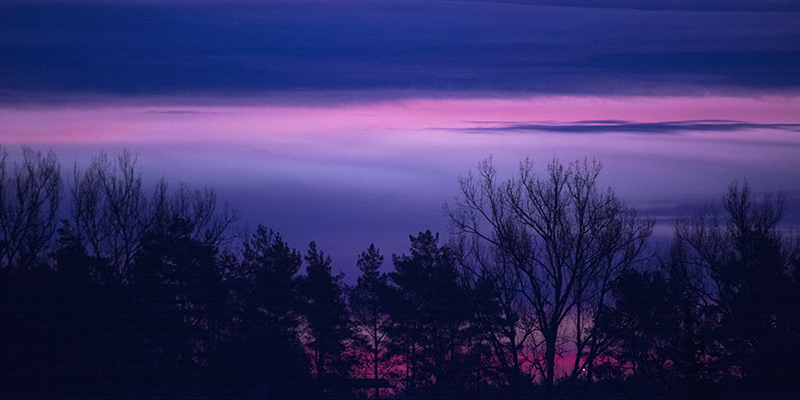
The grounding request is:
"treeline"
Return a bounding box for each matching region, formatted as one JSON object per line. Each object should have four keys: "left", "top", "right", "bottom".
{"left": 1, "top": 146, "right": 798, "bottom": 399}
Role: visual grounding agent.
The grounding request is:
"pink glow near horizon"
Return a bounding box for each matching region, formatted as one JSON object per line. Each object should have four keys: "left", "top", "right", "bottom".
{"left": 3, "top": 95, "right": 799, "bottom": 146}
{"left": 3, "top": 94, "right": 799, "bottom": 225}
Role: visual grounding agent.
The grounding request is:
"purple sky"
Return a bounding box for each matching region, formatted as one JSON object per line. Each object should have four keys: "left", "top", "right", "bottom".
{"left": 2, "top": 0, "right": 799, "bottom": 281}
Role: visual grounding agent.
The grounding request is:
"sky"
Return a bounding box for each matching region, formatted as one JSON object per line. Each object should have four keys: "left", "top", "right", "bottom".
{"left": 2, "top": 0, "right": 799, "bottom": 281}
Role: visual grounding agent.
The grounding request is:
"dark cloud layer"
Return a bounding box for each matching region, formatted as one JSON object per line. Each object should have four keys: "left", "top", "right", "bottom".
{"left": 2, "top": 0, "right": 798, "bottom": 100}
{"left": 465, "top": 120, "right": 800, "bottom": 134}
{"left": 461, "top": 0, "right": 800, "bottom": 12}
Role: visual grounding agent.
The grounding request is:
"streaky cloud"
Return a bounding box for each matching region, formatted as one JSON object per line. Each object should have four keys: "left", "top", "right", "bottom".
{"left": 458, "top": 0, "right": 800, "bottom": 12}
{"left": 462, "top": 120, "right": 800, "bottom": 134}
{"left": 143, "top": 110, "right": 218, "bottom": 115}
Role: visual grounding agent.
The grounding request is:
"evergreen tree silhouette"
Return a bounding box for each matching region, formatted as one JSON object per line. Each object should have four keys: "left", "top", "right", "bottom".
{"left": 299, "top": 241, "right": 354, "bottom": 396}
{"left": 350, "top": 244, "right": 397, "bottom": 398}
{"left": 388, "top": 231, "right": 475, "bottom": 397}
{"left": 219, "top": 225, "right": 310, "bottom": 398}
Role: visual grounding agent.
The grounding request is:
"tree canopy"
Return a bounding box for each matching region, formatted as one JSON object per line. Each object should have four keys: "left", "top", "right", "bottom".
{"left": 1, "top": 146, "right": 797, "bottom": 399}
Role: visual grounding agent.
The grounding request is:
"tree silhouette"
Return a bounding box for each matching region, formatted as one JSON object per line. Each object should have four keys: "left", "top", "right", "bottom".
{"left": 677, "top": 181, "right": 800, "bottom": 397}
{"left": 455, "top": 235, "right": 537, "bottom": 396}
{"left": 388, "top": 230, "right": 477, "bottom": 396}
{"left": 349, "top": 244, "right": 399, "bottom": 398}
{"left": 596, "top": 269, "right": 679, "bottom": 380}
{"left": 4, "top": 145, "right": 800, "bottom": 399}
{"left": 70, "top": 150, "right": 148, "bottom": 281}
{"left": 124, "top": 215, "right": 225, "bottom": 394}
{"left": 299, "top": 241, "right": 355, "bottom": 396}
{"left": 0, "top": 146, "right": 63, "bottom": 397}
{"left": 0, "top": 145, "right": 62, "bottom": 271}
{"left": 219, "top": 225, "right": 310, "bottom": 398}
{"left": 70, "top": 150, "right": 238, "bottom": 284}
{"left": 447, "top": 157, "right": 653, "bottom": 394}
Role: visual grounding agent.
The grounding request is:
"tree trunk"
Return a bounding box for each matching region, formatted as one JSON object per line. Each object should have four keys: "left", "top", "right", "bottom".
{"left": 544, "top": 329, "right": 556, "bottom": 397}
{"left": 373, "top": 326, "right": 380, "bottom": 399}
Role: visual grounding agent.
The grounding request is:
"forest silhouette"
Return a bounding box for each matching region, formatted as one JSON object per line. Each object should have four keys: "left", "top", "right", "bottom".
{"left": 1, "top": 146, "right": 798, "bottom": 399}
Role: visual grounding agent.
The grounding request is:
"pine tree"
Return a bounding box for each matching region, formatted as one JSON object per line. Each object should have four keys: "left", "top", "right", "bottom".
{"left": 300, "top": 242, "right": 354, "bottom": 395}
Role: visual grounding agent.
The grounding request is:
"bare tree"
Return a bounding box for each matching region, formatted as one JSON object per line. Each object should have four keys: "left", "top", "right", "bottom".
{"left": 70, "top": 150, "right": 148, "bottom": 279}
{"left": 71, "top": 150, "right": 239, "bottom": 282}
{"left": 152, "top": 180, "right": 240, "bottom": 247}
{"left": 446, "top": 157, "right": 653, "bottom": 393}
{"left": 0, "top": 146, "right": 62, "bottom": 270}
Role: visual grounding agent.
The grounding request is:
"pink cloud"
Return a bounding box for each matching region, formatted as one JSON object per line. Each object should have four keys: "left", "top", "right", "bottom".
{"left": 4, "top": 95, "right": 798, "bottom": 148}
